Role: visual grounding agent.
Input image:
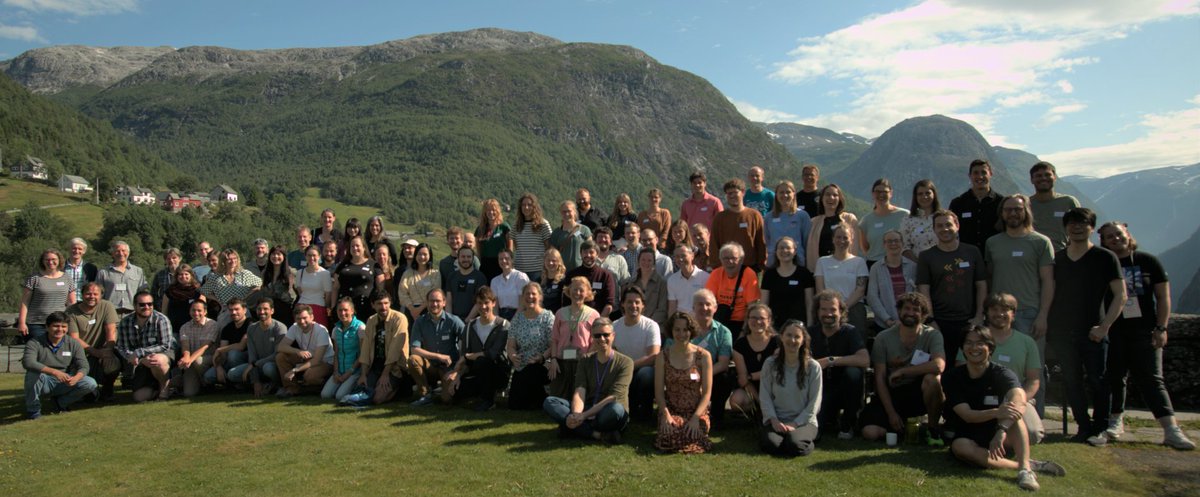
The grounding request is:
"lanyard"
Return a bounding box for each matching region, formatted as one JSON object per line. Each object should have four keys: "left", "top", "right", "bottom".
{"left": 592, "top": 354, "right": 613, "bottom": 405}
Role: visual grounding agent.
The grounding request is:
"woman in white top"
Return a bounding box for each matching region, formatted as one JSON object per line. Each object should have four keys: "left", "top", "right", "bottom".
{"left": 294, "top": 245, "right": 334, "bottom": 327}
{"left": 814, "top": 225, "right": 869, "bottom": 332}
{"left": 900, "top": 179, "right": 940, "bottom": 261}
{"left": 490, "top": 249, "right": 530, "bottom": 320}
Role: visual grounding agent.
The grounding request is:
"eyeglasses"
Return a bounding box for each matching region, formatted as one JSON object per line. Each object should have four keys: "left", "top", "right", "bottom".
{"left": 137, "top": 302, "right": 155, "bottom": 308}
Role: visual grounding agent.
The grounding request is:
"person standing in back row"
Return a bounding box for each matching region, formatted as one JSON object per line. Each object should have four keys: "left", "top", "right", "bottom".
{"left": 949, "top": 159, "right": 1004, "bottom": 253}
{"left": 680, "top": 170, "right": 723, "bottom": 231}
{"left": 795, "top": 164, "right": 822, "bottom": 217}
{"left": 1028, "top": 161, "right": 1080, "bottom": 253}
{"left": 709, "top": 179, "right": 766, "bottom": 271}
{"left": 743, "top": 166, "right": 775, "bottom": 219}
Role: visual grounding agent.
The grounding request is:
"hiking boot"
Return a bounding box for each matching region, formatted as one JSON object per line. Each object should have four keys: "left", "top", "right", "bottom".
{"left": 1030, "top": 459, "right": 1066, "bottom": 476}
{"left": 1163, "top": 426, "right": 1196, "bottom": 451}
{"left": 1017, "top": 469, "right": 1040, "bottom": 491}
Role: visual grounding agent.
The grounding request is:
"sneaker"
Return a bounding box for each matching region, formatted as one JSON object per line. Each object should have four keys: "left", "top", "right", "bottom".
{"left": 410, "top": 395, "right": 435, "bottom": 407}
{"left": 1163, "top": 426, "right": 1197, "bottom": 451}
{"left": 275, "top": 388, "right": 294, "bottom": 399}
{"left": 837, "top": 431, "right": 854, "bottom": 440}
{"left": 1105, "top": 415, "right": 1124, "bottom": 440}
{"left": 1030, "top": 459, "right": 1066, "bottom": 476}
{"left": 1017, "top": 469, "right": 1040, "bottom": 491}
{"left": 1086, "top": 432, "right": 1109, "bottom": 447}
{"left": 25, "top": 411, "right": 41, "bottom": 420}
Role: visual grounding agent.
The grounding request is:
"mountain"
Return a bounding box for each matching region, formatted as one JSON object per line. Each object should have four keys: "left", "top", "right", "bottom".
{"left": 757, "top": 122, "right": 869, "bottom": 179}
{"left": 0, "top": 72, "right": 180, "bottom": 191}
{"left": 1157, "top": 224, "right": 1200, "bottom": 306}
{"left": 1179, "top": 267, "right": 1200, "bottom": 314}
{"left": 1063, "top": 163, "right": 1200, "bottom": 253}
{"left": 827, "top": 115, "right": 1024, "bottom": 208}
{"left": 4, "top": 29, "right": 800, "bottom": 226}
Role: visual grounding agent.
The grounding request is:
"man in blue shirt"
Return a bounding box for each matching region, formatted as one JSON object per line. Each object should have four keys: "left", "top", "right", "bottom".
{"left": 408, "top": 289, "right": 465, "bottom": 406}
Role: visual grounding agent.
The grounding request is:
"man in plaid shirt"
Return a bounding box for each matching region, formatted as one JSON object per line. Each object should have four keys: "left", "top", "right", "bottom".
{"left": 117, "top": 290, "right": 176, "bottom": 402}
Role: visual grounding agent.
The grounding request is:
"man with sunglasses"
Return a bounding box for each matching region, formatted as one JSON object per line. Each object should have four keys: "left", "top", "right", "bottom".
{"left": 116, "top": 290, "right": 176, "bottom": 402}
{"left": 543, "top": 318, "right": 634, "bottom": 444}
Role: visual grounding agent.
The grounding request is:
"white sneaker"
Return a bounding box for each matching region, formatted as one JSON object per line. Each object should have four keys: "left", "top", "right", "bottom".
{"left": 1030, "top": 459, "right": 1066, "bottom": 476}
{"left": 1017, "top": 469, "right": 1040, "bottom": 491}
{"left": 1105, "top": 415, "right": 1124, "bottom": 440}
{"left": 1086, "top": 432, "right": 1109, "bottom": 447}
{"left": 837, "top": 431, "right": 854, "bottom": 440}
{"left": 1164, "top": 426, "right": 1196, "bottom": 451}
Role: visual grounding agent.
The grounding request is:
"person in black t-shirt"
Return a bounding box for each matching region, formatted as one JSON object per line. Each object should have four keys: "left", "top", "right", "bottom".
{"left": 1047, "top": 208, "right": 1125, "bottom": 446}
{"left": 808, "top": 290, "right": 869, "bottom": 438}
{"left": 943, "top": 326, "right": 1065, "bottom": 492}
{"left": 206, "top": 298, "right": 250, "bottom": 386}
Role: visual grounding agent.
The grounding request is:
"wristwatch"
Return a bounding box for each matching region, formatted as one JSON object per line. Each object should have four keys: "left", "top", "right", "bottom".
{"left": 1152, "top": 325, "right": 1167, "bottom": 333}
{"left": 828, "top": 356, "right": 838, "bottom": 366}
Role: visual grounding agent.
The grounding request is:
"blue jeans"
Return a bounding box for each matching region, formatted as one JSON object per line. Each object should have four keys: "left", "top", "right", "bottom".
{"left": 25, "top": 371, "right": 98, "bottom": 414}
{"left": 203, "top": 349, "right": 248, "bottom": 385}
{"left": 227, "top": 360, "right": 279, "bottom": 385}
{"left": 1054, "top": 334, "right": 1110, "bottom": 436}
{"left": 26, "top": 324, "right": 47, "bottom": 341}
{"left": 543, "top": 396, "right": 629, "bottom": 438}
{"left": 1013, "top": 307, "right": 1046, "bottom": 416}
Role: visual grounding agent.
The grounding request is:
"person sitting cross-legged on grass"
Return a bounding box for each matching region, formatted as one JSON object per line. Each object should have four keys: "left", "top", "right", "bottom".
{"left": 444, "top": 286, "right": 510, "bottom": 411}
{"left": 544, "top": 318, "right": 634, "bottom": 444}
{"left": 654, "top": 312, "right": 713, "bottom": 454}
{"left": 23, "top": 311, "right": 97, "bottom": 419}
{"left": 407, "top": 288, "right": 465, "bottom": 406}
{"left": 758, "top": 320, "right": 822, "bottom": 457}
{"left": 943, "top": 326, "right": 1065, "bottom": 492}
{"left": 275, "top": 305, "right": 333, "bottom": 398}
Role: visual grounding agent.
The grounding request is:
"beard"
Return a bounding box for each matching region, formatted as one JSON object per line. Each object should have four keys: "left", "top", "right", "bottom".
{"left": 900, "top": 315, "right": 920, "bottom": 327}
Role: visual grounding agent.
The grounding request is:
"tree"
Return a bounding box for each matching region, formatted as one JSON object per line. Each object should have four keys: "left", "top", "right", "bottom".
{"left": 8, "top": 201, "right": 59, "bottom": 243}
{"left": 168, "top": 175, "right": 200, "bottom": 193}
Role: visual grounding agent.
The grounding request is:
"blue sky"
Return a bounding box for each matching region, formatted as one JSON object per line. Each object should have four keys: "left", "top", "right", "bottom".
{"left": 1, "top": 0, "right": 1197, "bottom": 177}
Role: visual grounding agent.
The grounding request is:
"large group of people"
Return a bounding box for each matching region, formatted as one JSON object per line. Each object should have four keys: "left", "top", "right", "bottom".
{"left": 19, "top": 160, "right": 1196, "bottom": 492}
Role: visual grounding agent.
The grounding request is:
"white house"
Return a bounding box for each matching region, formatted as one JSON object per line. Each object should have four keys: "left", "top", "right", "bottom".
{"left": 210, "top": 184, "right": 239, "bottom": 202}
{"left": 115, "top": 185, "right": 156, "bottom": 205}
{"left": 10, "top": 156, "right": 48, "bottom": 181}
{"left": 58, "top": 174, "right": 92, "bottom": 193}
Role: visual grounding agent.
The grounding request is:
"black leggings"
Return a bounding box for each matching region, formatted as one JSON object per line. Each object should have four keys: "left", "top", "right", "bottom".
{"left": 1107, "top": 327, "right": 1175, "bottom": 419}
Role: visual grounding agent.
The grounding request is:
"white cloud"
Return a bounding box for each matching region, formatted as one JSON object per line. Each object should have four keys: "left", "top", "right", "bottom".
{"left": 1038, "top": 103, "right": 1088, "bottom": 126}
{"left": 1043, "top": 95, "right": 1200, "bottom": 176}
{"left": 729, "top": 98, "right": 799, "bottom": 123}
{"left": 771, "top": 0, "right": 1199, "bottom": 142}
{"left": 2, "top": 0, "right": 137, "bottom": 16}
{"left": 0, "top": 23, "right": 43, "bottom": 42}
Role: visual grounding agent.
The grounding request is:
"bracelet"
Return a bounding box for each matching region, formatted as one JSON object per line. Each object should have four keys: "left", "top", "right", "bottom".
{"left": 1153, "top": 326, "right": 1167, "bottom": 333}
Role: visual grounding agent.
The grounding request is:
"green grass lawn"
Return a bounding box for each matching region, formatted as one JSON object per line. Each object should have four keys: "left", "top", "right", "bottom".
{"left": 301, "top": 188, "right": 449, "bottom": 256}
{"left": 0, "top": 178, "right": 105, "bottom": 238}
{"left": 0, "top": 373, "right": 1183, "bottom": 497}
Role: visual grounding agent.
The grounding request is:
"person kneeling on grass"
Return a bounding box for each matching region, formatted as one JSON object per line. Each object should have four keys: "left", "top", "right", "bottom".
{"left": 23, "top": 311, "right": 97, "bottom": 419}
{"left": 322, "top": 298, "right": 365, "bottom": 402}
{"left": 275, "top": 305, "right": 333, "bottom": 398}
{"left": 943, "top": 326, "right": 1065, "bottom": 492}
{"left": 444, "top": 286, "right": 510, "bottom": 411}
{"left": 231, "top": 298, "right": 288, "bottom": 398}
{"left": 544, "top": 318, "right": 634, "bottom": 444}
{"left": 117, "top": 291, "right": 176, "bottom": 402}
{"left": 861, "top": 292, "right": 945, "bottom": 444}
{"left": 759, "top": 320, "right": 822, "bottom": 457}
{"left": 346, "top": 290, "right": 411, "bottom": 406}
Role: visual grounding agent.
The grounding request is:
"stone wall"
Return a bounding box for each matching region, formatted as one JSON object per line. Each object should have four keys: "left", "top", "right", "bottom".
{"left": 1130, "top": 314, "right": 1200, "bottom": 412}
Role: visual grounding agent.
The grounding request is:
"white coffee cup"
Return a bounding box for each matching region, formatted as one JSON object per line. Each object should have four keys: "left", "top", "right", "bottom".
{"left": 886, "top": 432, "right": 898, "bottom": 446}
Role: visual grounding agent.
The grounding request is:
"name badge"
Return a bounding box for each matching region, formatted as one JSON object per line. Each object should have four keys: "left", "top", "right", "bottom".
{"left": 591, "top": 282, "right": 602, "bottom": 289}
{"left": 56, "top": 281, "right": 66, "bottom": 286}
{"left": 788, "top": 280, "right": 799, "bottom": 286}
{"left": 983, "top": 395, "right": 1000, "bottom": 406}
{"left": 738, "top": 222, "right": 748, "bottom": 228}
{"left": 113, "top": 283, "right": 128, "bottom": 292}
{"left": 88, "top": 319, "right": 97, "bottom": 325}
{"left": 1121, "top": 297, "right": 1143, "bottom": 319}
{"left": 62, "top": 351, "right": 72, "bottom": 357}
{"left": 911, "top": 349, "right": 930, "bottom": 366}
{"left": 689, "top": 369, "right": 700, "bottom": 381}
{"left": 441, "top": 335, "right": 450, "bottom": 341}
{"left": 772, "top": 218, "right": 780, "bottom": 223}
{"left": 961, "top": 212, "right": 973, "bottom": 219}
{"left": 1012, "top": 251, "right": 1023, "bottom": 257}
{"left": 624, "top": 219, "right": 631, "bottom": 225}
{"left": 829, "top": 224, "right": 840, "bottom": 230}
{"left": 300, "top": 260, "right": 308, "bottom": 268}
{"left": 562, "top": 348, "right": 578, "bottom": 360}
{"left": 959, "top": 261, "right": 970, "bottom": 268}
{"left": 361, "top": 266, "right": 371, "bottom": 271}
{"left": 700, "top": 207, "right": 708, "bottom": 212}
{"left": 467, "top": 279, "right": 475, "bottom": 284}
{"left": 1054, "top": 212, "right": 1065, "bottom": 218}
{"left": 421, "top": 280, "right": 431, "bottom": 286}
{"left": 643, "top": 218, "right": 650, "bottom": 223}
{"left": 874, "top": 223, "right": 884, "bottom": 228}
{"left": 997, "top": 354, "right": 1011, "bottom": 363}
{"left": 493, "top": 232, "right": 502, "bottom": 239}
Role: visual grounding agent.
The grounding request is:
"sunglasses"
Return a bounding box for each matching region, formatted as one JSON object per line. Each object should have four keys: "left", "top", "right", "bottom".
{"left": 137, "top": 302, "right": 155, "bottom": 308}
{"left": 591, "top": 333, "right": 613, "bottom": 339}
